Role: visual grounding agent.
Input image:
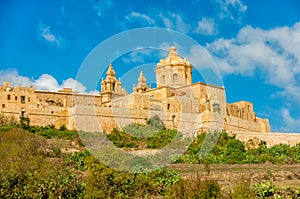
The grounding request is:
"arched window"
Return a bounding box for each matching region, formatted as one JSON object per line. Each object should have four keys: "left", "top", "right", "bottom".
{"left": 173, "top": 73, "right": 178, "bottom": 83}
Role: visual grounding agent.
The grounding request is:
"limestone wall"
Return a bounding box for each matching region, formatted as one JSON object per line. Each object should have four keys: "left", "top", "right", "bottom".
{"left": 232, "top": 132, "right": 300, "bottom": 147}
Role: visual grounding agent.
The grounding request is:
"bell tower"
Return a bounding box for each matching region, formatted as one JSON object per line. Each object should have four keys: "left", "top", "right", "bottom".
{"left": 155, "top": 46, "right": 192, "bottom": 88}
{"left": 134, "top": 71, "right": 149, "bottom": 93}
{"left": 100, "top": 63, "right": 122, "bottom": 94}
{"left": 100, "top": 64, "right": 123, "bottom": 106}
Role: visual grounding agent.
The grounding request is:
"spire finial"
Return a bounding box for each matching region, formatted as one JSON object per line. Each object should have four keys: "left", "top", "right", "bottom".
{"left": 106, "top": 63, "right": 116, "bottom": 76}
{"left": 169, "top": 46, "right": 177, "bottom": 57}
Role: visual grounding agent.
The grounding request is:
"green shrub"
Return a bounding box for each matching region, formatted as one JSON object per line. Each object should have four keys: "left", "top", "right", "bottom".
{"left": 166, "top": 176, "right": 221, "bottom": 199}
{"left": 231, "top": 179, "right": 255, "bottom": 199}
{"left": 84, "top": 156, "right": 180, "bottom": 198}
{"left": 66, "top": 150, "right": 91, "bottom": 171}
{"left": 107, "top": 116, "right": 179, "bottom": 149}
{"left": 147, "top": 129, "right": 177, "bottom": 149}
{"left": 254, "top": 180, "right": 282, "bottom": 198}
{"left": 0, "top": 129, "right": 84, "bottom": 198}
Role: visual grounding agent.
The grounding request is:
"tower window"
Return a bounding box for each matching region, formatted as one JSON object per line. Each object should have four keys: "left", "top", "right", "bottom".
{"left": 21, "top": 96, "right": 25, "bottom": 104}
{"left": 173, "top": 73, "right": 178, "bottom": 83}
{"left": 112, "top": 83, "right": 115, "bottom": 91}
{"left": 15, "top": 96, "right": 17, "bottom": 100}
{"left": 162, "top": 75, "right": 166, "bottom": 84}
{"left": 7, "top": 95, "right": 11, "bottom": 100}
{"left": 212, "top": 102, "right": 220, "bottom": 113}
{"left": 167, "top": 103, "right": 171, "bottom": 110}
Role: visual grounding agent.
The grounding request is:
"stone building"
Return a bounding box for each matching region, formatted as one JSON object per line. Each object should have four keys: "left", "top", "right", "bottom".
{"left": 0, "top": 47, "right": 270, "bottom": 134}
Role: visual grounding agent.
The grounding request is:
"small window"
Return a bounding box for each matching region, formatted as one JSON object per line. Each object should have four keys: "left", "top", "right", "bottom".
{"left": 15, "top": 96, "right": 17, "bottom": 100}
{"left": 21, "top": 96, "right": 25, "bottom": 104}
{"left": 2, "top": 104, "right": 5, "bottom": 108}
{"left": 172, "top": 115, "right": 176, "bottom": 127}
{"left": 51, "top": 111, "right": 54, "bottom": 114}
{"left": 112, "top": 83, "right": 115, "bottom": 91}
{"left": 212, "top": 103, "right": 220, "bottom": 113}
{"left": 162, "top": 75, "right": 166, "bottom": 84}
{"left": 7, "top": 95, "right": 11, "bottom": 100}
{"left": 167, "top": 103, "right": 171, "bottom": 110}
{"left": 28, "top": 97, "right": 30, "bottom": 102}
{"left": 173, "top": 73, "right": 178, "bottom": 83}
{"left": 21, "top": 109, "right": 25, "bottom": 117}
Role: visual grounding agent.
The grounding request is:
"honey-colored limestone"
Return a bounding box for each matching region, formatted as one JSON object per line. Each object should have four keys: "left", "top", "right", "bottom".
{"left": 0, "top": 47, "right": 270, "bottom": 134}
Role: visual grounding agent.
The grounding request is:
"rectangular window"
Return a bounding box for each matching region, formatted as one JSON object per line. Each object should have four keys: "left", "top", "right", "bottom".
{"left": 21, "top": 96, "right": 25, "bottom": 104}
{"left": 167, "top": 104, "right": 171, "bottom": 110}
{"left": 2, "top": 104, "right": 5, "bottom": 108}
{"left": 21, "top": 110, "right": 25, "bottom": 117}
{"left": 7, "top": 95, "right": 11, "bottom": 100}
{"left": 15, "top": 96, "right": 17, "bottom": 100}
{"left": 212, "top": 103, "right": 220, "bottom": 113}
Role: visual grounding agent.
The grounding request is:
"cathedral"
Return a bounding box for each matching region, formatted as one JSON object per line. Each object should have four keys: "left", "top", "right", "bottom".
{"left": 0, "top": 47, "right": 270, "bottom": 134}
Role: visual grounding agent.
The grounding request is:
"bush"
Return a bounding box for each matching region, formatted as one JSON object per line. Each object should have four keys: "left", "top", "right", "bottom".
{"left": 0, "top": 114, "right": 17, "bottom": 127}
{"left": 147, "top": 129, "right": 178, "bottom": 149}
{"left": 0, "top": 129, "right": 84, "bottom": 198}
{"left": 166, "top": 175, "right": 221, "bottom": 199}
{"left": 107, "top": 116, "right": 179, "bottom": 149}
{"left": 231, "top": 179, "right": 255, "bottom": 199}
{"left": 254, "top": 180, "right": 282, "bottom": 198}
{"left": 66, "top": 150, "right": 91, "bottom": 171}
{"left": 84, "top": 156, "right": 180, "bottom": 198}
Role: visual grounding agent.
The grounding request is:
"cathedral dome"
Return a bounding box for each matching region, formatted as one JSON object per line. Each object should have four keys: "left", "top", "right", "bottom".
{"left": 157, "top": 46, "right": 192, "bottom": 67}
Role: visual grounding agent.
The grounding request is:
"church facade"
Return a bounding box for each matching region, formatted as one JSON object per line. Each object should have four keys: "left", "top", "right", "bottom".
{"left": 0, "top": 47, "right": 270, "bottom": 134}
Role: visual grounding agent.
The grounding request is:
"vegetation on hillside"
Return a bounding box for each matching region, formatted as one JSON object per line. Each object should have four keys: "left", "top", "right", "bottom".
{"left": 107, "top": 115, "right": 179, "bottom": 149}
{"left": 176, "top": 131, "right": 300, "bottom": 164}
{"left": 1, "top": 114, "right": 300, "bottom": 198}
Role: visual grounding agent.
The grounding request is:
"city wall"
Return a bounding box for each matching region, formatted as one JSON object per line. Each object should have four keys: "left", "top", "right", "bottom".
{"left": 231, "top": 131, "right": 300, "bottom": 147}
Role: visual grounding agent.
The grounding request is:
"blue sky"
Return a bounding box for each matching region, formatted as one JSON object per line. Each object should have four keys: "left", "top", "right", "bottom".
{"left": 1, "top": 0, "right": 300, "bottom": 132}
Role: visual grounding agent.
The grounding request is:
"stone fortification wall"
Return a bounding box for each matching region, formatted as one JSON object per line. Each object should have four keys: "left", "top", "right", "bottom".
{"left": 27, "top": 105, "right": 70, "bottom": 128}
{"left": 224, "top": 115, "right": 267, "bottom": 132}
{"left": 232, "top": 131, "right": 300, "bottom": 147}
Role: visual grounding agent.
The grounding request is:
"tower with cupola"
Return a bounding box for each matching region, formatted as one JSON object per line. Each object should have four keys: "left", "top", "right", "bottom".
{"left": 155, "top": 46, "right": 192, "bottom": 88}
{"left": 100, "top": 63, "right": 123, "bottom": 105}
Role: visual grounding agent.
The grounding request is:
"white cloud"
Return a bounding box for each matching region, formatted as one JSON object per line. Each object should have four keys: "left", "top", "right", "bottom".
{"left": 35, "top": 74, "right": 60, "bottom": 91}
{"left": 90, "top": 0, "right": 114, "bottom": 17}
{"left": 206, "top": 22, "right": 300, "bottom": 105}
{"left": 0, "top": 69, "right": 89, "bottom": 93}
{"left": 281, "top": 108, "right": 300, "bottom": 132}
{"left": 38, "top": 23, "right": 68, "bottom": 49}
{"left": 214, "top": 0, "right": 247, "bottom": 22}
{"left": 0, "top": 69, "right": 33, "bottom": 87}
{"left": 194, "top": 17, "right": 217, "bottom": 35}
{"left": 121, "top": 10, "right": 191, "bottom": 34}
{"left": 158, "top": 12, "right": 191, "bottom": 34}
{"left": 125, "top": 12, "right": 155, "bottom": 25}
